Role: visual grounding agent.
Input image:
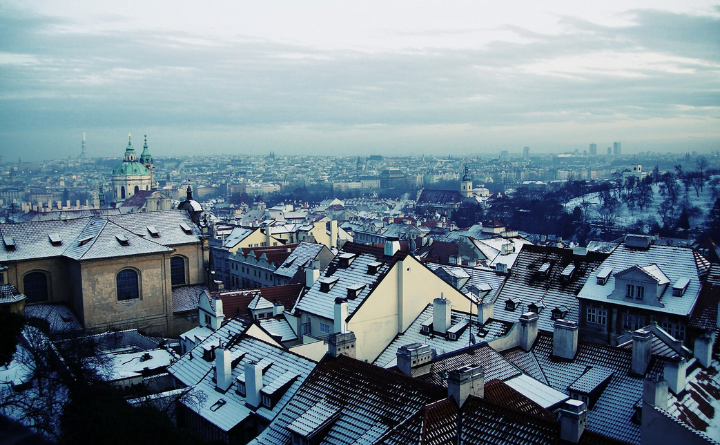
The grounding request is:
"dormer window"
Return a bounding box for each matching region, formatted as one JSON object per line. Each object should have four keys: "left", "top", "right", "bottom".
{"left": 672, "top": 278, "right": 690, "bottom": 297}
{"left": 505, "top": 298, "right": 520, "bottom": 311}
{"left": 551, "top": 306, "right": 568, "bottom": 320}
{"left": 147, "top": 226, "right": 160, "bottom": 238}
{"left": 561, "top": 264, "right": 575, "bottom": 282}
{"left": 48, "top": 233, "right": 62, "bottom": 246}
{"left": 180, "top": 223, "right": 193, "bottom": 235}
{"left": 528, "top": 302, "right": 544, "bottom": 314}
{"left": 116, "top": 235, "right": 129, "bottom": 246}
{"left": 338, "top": 253, "right": 356, "bottom": 268}
{"left": 4, "top": 237, "right": 16, "bottom": 251}
{"left": 538, "top": 262, "right": 551, "bottom": 278}
{"left": 367, "top": 261, "right": 382, "bottom": 275}
{"left": 626, "top": 284, "right": 644, "bottom": 300}
{"left": 596, "top": 268, "right": 612, "bottom": 285}
{"left": 346, "top": 284, "right": 365, "bottom": 300}
{"left": 319, "top": 276, "right": 339, "bottom": 293}
{"left": 421, "top": 317, "right": 433, "bottom": 334}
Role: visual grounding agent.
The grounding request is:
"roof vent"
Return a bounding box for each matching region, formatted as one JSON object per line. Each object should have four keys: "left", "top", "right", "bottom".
{"left": 346, "top": 283, "right": 365, "bottom": 300}
{"left": 338, "top": 253, "right": 356, "bottom": 268}
{"left": 78, "top": 235, "right": 94, "bottom": 246}
{"left": 115, "top": 234, "right": 130, "bottom": 246}
{"left": 48, "top": 233, "right": 62, "bottom": 246}
{"left": 319, "top": 276, "right": 339, "bottom": 293}
{"left": 367, "top": 261, "right": 382, "bottom": 275}
{"left": 180, "top": 223, "right": 193, "bottom": 235}
{"left": 147, "top": 226, "right": 160, "bottom": 238}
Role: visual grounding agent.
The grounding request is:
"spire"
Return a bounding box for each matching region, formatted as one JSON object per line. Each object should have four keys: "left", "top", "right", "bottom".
{"left": 187, "top": 183, "right": 193, "bottom": 201}
{"left": 128, "top": 133, "right": 132, "bottom": 145}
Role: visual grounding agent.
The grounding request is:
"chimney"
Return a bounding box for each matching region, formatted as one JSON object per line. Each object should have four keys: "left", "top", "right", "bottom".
{"left": 553, "top": 320, "right": 578, "bottom": 360}
{"left": 244, "top": 361, "right": 262, "bottom": 408}
{"left": 664, "top": 355, "right": 687, "bottom": 394}
{"left": 273, "top": 301, "right": 285, "bottom": 316}
{"left": 519, "top": 312, "right": 539, "bottom": 351}
{"left": 214, "top": 280, "right": 224, "bottom": 291}
{"left": 694, "top": 331, "right": 715, "bottom": 368}
{"left": 330, "top": 220, "right": 338, "bottom": 249}
{"left": 631, "top": 329, "right": 653, "bottom": 376}
{"left": 211, "top": 296, "right": 224, "bottom": 330}
{"left": 306, "top": 266, "right": 320, "bottom": 288}
{"left": 215, "top": 348, "right": 232, "bottom": 392}
{"left": 384, "top": 237, "right": 400, "bottom": 256}
{"left": 643, "top": 377, "right": 668, "bottom": 411}
{"left": 265, "top": 227, "right": 272, "bottom": 247}
{"left": 478, "top": 300, "right": 494, "bottom": 325}
{"left": 396, "top": 343, "right": 432, "bottom": 377}
{"left": 433, "top": 296, "right": 451, "bottom": 334}
{"left": 559, "top": 400, "right": 587, "bottom": 443}
{"left": 328, "top": 331, "right": 356, "bottom": 359}
{"left": 334, "top": 297, "right": 348, "bottom": 333}
{"left": 448, "top": 365, "right": 484, "bottom": 407}
{"left": 717, "top": 298, "right": 720, "bottom": 329}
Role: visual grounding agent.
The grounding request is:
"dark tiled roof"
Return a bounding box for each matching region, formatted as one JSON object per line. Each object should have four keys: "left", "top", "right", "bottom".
{"left": 239, "top": 244, "right": 299, "bottom": 267}
{"left": 217, "top": 284, "right": 303, "bottom": 319}
{"left": 415, "top": 240, "right": 459, "bottom": 264}
{"left": 417, "top": 190, "right": 463, "bottom": 205}
{"left": 252, "top": 355, "right": 447, "bottom": 445}
{"left": 119, "top": 190, "right": 153, "bottom": 207}
{"left": 375, "top": 398, "right": 458, "bottom": 445}
{"left": 483, "top": 379, "right": 556, "bottom": 420}
{"left": 420, "top": 343, "right": 522, "bottom": 387}
{"left": 171, "top": 284, "right": 209, "bottom": 313}
{"left": 689, "top": 263, "right": 720, "bottom": 330}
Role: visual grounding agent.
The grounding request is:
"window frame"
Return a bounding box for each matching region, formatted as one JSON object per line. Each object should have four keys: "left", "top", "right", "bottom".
{"left": 23, "top": 270, "right": 50, "bottom": 303}
{"left": 116, "top": 268, "right": 141, "bottom": 301}
{"left": 170, "top": 255, "right": 188, "bottom": 286}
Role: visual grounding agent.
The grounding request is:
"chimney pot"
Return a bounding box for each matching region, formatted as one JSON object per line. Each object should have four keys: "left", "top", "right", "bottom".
{"left": 553, "top": 320, "right": 578, "bottom": 360}
{"left": 433, "top": 297, "right": 452, "bottom": 334}
{"left": 631, "top": 329, "right": 653, "bottom": 376}
{"left": 559, "top": 399, "right": 587, "bottom": 443}
{"left": 244, "top": 361, "right": 262, "bottom": 408}
{"left": 519, "top": 312, "right": 539, "bottom": 351}
{"left": 215, "top": 348, "right": 232, "bottom": 392}
{"left": 448, "top": 365, "right": 484, "bottom": 406}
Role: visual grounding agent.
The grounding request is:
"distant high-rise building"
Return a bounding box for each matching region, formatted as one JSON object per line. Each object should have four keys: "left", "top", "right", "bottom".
{"left": 607, "top": 147, "right": 612, "bottom": 155}
{"left": 613, "top": 142, "right": 621, "bottom": 155}
{"left": 589, "top": 143, "right": 597, "bottom": 156}
{"left": 523, "top": 146, "right": 530, "bottom": 161}
{"left": 80, "top": 132, "right": 87, "bottom": 159}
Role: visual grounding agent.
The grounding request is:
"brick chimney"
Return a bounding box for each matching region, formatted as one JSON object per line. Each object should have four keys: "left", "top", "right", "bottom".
{"left": 519, "top": 312, "right": 539, "bottom": 351}
{"left": 559, "top": 399, "right": 587, "bottom": 443}
{"left": 244, "top": 360, "right": 262, "bottom": 408}
{"left": 552, "top": 320, "right": 578, "bottom": 360}
{"left": 328, "top": 331, "right": 356, "bottom": 359}
{"left": 448, "top": 365, "right": 484, "bottom": 407}
{"left": 631, "top": 329, "right": 653, "bottom": 376}
{"left": 396, "top": 343, "right": 432, "bottom": 377}
{"left": 433, "top": 296, "right": 452, "bottom": 334}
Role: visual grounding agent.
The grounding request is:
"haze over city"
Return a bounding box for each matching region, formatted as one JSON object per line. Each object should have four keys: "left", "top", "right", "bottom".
{"left": 1, "top": 0, "right": 719, "bottom": 161}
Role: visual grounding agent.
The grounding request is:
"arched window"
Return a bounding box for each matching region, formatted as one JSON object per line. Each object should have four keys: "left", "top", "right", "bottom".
{"left": 134, "top": 185, "right": 139, "bottom": 194}
{"left": 121, "top": 186, "right": 126, "bottom": 199}
{"left": 170, "top": 256, "right": 187, "bottom": 286}
{"left": 117, "top": 269, "right": 140, "bottom": 301}
{"left": 24, "top": 271, "right": 48, "bottom": 303}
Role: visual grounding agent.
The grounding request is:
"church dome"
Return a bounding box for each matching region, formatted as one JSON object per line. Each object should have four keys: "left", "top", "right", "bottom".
{"left": 112, "top": 161, "right": 150, "bottom": 176}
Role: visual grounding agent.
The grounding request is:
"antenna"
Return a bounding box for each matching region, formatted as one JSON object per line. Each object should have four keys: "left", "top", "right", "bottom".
{"left": 80, "top": 131, "right": 86, "bottom": 159}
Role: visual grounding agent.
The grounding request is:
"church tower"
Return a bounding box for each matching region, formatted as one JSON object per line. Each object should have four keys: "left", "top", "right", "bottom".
{"left": 111, "top": 134, "right": 152, "bottom": 203}
{"left": 460, "top": 165, "right": 473, "bottom": 198}
{"left": 139, "top": 135, "right": 154, "bottom": 189}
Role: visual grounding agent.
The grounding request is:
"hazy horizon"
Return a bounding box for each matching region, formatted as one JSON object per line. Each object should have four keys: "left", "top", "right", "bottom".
{"left": 2, "top": 1, "right": 719, "bottom": 161}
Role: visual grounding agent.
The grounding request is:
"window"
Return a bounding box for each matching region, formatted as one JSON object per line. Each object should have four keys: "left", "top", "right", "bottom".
{"left": 636, "top": 286, "right": 644, "bottom": 300}
{"left": 320, "top": 322, "right": 331, "bottom": 334}
{"left": 171, "top": 256, "right": 186, "bottom": 286}
{"left": 23, "top": 271, "right": 49, "bottom": 303}
{"left": 587, "top": 307, "right": 607, "bottom": 325}
{"left": 117, "top": 269, "right": 140, "bottom": 301}
{"left": 626, "top": 284, "right": 635, "bottom": 298}
{"left": 237, "top": 382, "right": 246, "bottom": 396}
{"left": 661, "top": 321, "right": 686, "bottom": 340}
{"left": 623, "top": 314, "right": 645, "bottom": 331}
{"left": 262, "top": 394, "right": 272, "bottom": 408}
{"left": 121, "top": 186, "right": 126, "bottom": 199}
{"left": 204, "top": 314, "right": 212, "bottom": 326}
{"left": 134, "top": 185, "right": 139, "bottom": 194}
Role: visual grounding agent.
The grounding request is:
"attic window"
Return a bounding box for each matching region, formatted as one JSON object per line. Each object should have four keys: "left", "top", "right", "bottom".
{"left": 48, "top": 233, "right": 62, "bottom": 246}
{"left": 596, "top": 267, "right": 612, "bottom": 285}
{"left": 338, "top": 253, "right": 357, "bottom": 268}
{"left": 421, "top": 317, "right": 433, "bottom": 334}
{"left": 180, "top": 223, "right": 193, "bottom": 235}
{"left": 116, "top": 235, "right": 130, "bottom": 246}
{"left": 283, "top": 257, "right": 296, "bottom": 268}
{"left": 505, "top": 298, "right": 520, "bottom": 311}
{"left": 551, "top": 306, "right": 569, "bottom": 320}
{"left": 209, "top": 399, "right": 226, "bottom": 412}
{"left": 672, "top": 278, "right": 690, "bottom": 297}
{"left": 538, "top": 263, "right": 551, "bottom": 278}
{"left": 367, "top": 261, "right": 382, "bottom": 275}
{"left": 236, "top": 380, "right": 246, "bottom": 396}
{"left": 3, "top": 237, "right": 15, "bottom": 251}
{"left": 561, "top": 264, "right": 575, "bottom": 282}
{"left": 346, "top": 284, "right": 366, "bottom": 300}
{"left": 447, "top": 321, "right": 469, "bottom": 341}
{"left": 260, "top": 371, "right": 299, "bottom": 409}
{"left": 78, "top": 236, "right": 93, "bottom": 246}
{"left": 319, "top": 276, "right": 339, "bottom": 293}
{"left": 147, "top": 226, "right": 160, "bottom": 238}
{"left": 528, "top": 301, "right": 545, "bottom": 314}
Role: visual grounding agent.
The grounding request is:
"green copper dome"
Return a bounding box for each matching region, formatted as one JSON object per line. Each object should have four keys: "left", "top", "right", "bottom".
{"left": 112, "top": 161, "right": 150, "bottom": 176}
{"left": 139, "top": 135, "right": 153, "bottom": 164}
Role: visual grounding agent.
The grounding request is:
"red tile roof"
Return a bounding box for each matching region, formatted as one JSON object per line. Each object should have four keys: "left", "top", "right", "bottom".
{"left": 214, "top": 284, "right": 303, "bottom": 319}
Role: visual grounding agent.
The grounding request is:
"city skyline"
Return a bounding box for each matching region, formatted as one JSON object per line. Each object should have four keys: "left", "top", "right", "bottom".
{"left": 1, "top": 1, "right": 719, "bottom": 161}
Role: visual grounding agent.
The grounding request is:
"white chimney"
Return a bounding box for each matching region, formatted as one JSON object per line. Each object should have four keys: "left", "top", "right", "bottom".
{"left": 244, "top": 361, "right": 263, "bottom": 408}
{"left": 559, "top": 399, "right": 587, "bottom": 443}
{"left": 384, "top": 238, "right": 400, "bottom": 256}
{"left": 330, "top": 220, "right": 338, "bottom": 249}
{"left": 664, "top": 355, "right": 687, "bottom": 394}
{"left": 519, "top": 312, "right": 539, "bottom": 352}
{"left": 273, "top": 301, "right": 284, "bottom": 316}
{"left": 448, "top": 365, "right": 484, "bottom": 406}
{"left": 215, "top": 348, "right": 232, "bottom": 391}
{"left": 553, "top": 320, "right": 578, "bottom": 360}
{"left": 211, "top": 297, "right": 224, "bottom": 330}
{"left": 694, "top": 331, "right": 715, "bottom": 368}
{"left": 396, "top": 343, "right": 432, "bottom": 377}
{"left": 334, "top": 298, "right": 348, "bottom": 333}
{"left": 328, "top": 331, "right": 356, "bottom": 358}
{"left": 631, "top": 329, "right": 653, "bottom": 376}
{"left": 433, "top": 296, "right": 451, "bottom": 334}
{"left": 306, "top": 267, "right": 320, "bottom": 288}
{"left": 643, "top": 377, "right": 668, "bottom": 411}
{"left": 478, "top": 300, "right": 494, "bottom": 325}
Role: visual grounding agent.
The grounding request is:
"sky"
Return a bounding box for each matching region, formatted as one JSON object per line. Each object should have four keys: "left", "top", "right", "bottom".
{"left": 1, "top": 1, "right": 719, "bottom": 161}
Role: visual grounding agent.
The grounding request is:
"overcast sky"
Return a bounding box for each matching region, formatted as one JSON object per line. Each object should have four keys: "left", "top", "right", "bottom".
{"left": 1, "top": 1, "right": 719, "bottom": 161}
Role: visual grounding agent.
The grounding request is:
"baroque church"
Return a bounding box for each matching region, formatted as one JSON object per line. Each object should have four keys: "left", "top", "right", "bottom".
{"left": 112, "top": 134, "right": 154, "bottom": 202}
